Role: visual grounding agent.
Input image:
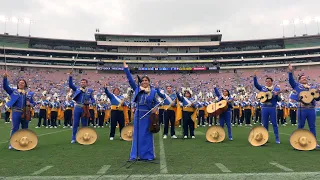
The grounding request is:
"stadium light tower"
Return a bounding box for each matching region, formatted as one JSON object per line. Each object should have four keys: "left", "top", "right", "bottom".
{"left": 24, "top": 18, "right": 34, "bottom": 36}
{"left": 0, "top": 15, "right": 8, "bottom": 34}
{"left": 293, "top": 18, "right": 300, "bottom": 37}
{"left": 11, "top": 16, "right": 22, "bottom": 35}
{"left": 281, "top": 20, "right": 290, "bottom": 37}
{"left": 302, "top": 17, "right": 312, "bottom": 35}
{"left": 315, "top": 16, "right": 320, "bottom": 35}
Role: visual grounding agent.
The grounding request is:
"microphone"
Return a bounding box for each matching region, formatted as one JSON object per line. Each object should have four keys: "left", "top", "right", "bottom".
{"left": 137, "top": 75, "right": 142, "bottom": 83}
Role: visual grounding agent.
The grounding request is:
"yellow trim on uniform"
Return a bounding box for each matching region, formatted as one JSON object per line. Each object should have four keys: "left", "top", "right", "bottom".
{"left": 111, "top": 105, "right": 124, "bottom": 111}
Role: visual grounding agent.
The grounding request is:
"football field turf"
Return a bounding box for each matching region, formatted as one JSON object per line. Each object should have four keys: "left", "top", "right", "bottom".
{"left": 0, "top": 119, "right": 319, "bottom": 180}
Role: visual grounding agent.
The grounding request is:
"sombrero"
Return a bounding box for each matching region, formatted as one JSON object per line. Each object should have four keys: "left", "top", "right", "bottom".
{"left": 121, "top": 124, "right": 134, "bottom": 141}
{"left": 248, "top": 126, "right": 269, "bottom": 147}
{"left": 10, "top": 129, "right": 38, "bottom": 151}
{"left": 76, "top": 127, "right": 97, "bottom": 145}
{"left": 206, "top": 126, "right": 225, "bottom": 143}
{"left": 290, "top": 129, "right": 317, "bottom": 151}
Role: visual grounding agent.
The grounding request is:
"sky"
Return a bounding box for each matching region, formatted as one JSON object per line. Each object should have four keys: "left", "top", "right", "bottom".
{"left": 0, "top": 0, "right": 320, "bottom": 42}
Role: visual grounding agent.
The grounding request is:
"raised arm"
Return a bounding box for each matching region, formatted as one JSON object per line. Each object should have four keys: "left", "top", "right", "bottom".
{"left": 3, "top": 73, "right": 13, "bottom": 95}
{"left": 123, "top": 61, "right": 137, "bottom": 90}
{"left": 90, "top": 91, "right": 96, "bottom": 104}
{"left": 253, "top": 71, "right": 262, "bottom": 91}
{"left": 104, "top": 86, "right": 114, "bottom": 100}
{"left": 214, "top": 87, "right": 221, "bottom": 98}
{"left": 156, "top": 88, "right": 166, "bottom": 99}
{"left": 288, "top": 64, "right": 297, "bottom": 89}
{"left": 176, "top": 91, "right": 183, "bottom": 102}
{"left": 68, "top": 75, "right": 77, "bottom": 91}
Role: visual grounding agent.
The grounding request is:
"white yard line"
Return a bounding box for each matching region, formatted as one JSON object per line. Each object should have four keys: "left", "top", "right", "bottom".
{"left": 2, "top": 172, "right": 320, "bottom": 180}
{"left": 31, "top": 166, "right": 53, "bottom": 175}
{"left": 159, "top": 129, "right": 168, "bottom": 174}
{"left": 269, "top": 162, "right": 294, "bottom": 172}
{"left": 215, "top": 163, "right": 232, "bottom": 173}
{"left": 96, "top": 165, "right": 111, "bottom": 175}
{"left": 0, "top": 129, "right": 70, "bottom": 144}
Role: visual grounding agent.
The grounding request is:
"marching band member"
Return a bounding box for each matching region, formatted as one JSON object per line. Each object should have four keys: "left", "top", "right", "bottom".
{"left": 288, "top": 98, "right": 297, "bottom": 126}
{"left": 253, "top": 100, "right": 261, "bottom": 125}
{"left": 197, "top": 92, "right": 206, "bottom": 127}
{"left": 233, "top": 96, "right": 241, "bottom": 126}
{"left": 213, "top": 85, "right": 233, "bottom": 140}
{"left": 36, "top": 91, "right": 49, "bottom": 128}
{"left": 205, "top": 93, "right": 214, "bottom": 126}
{"left": 50, "top": 94, "right": 60, "bottom": 128}
{"left": 288, "top": 64, "right": 319, "bottom": 148}
{"left": 276, "top": 99, "right": 286, "bottom": 126}
{"left": 104, "top": 85, "right": 126, "bottom": 140}
{"left": 176, "top": 87, "right": 197, "bottom": 139}
{"left": 241, "top": 95, "right": 252, "bottom": 126}
{"left": 68, "top": 72, "right": 95, "bottom": 144}
{"left": 88, "top": 102, "right": 96, "bottom": 127}
{"left": 253, "top": 71, "right": 281, "bottom": 144}
{"left": 155, "top": 83, "right": 177, "bottom": 139}
{"left": 4, "top": 97, "right": 11, "bottom": 123}
{"left": 64, "top": 94, "right": 74, "bottom": 128}
{"left": 123, "top": 61, "right": 159, "bottom": 161}
{"left": 97, "top": 99, "right": 107, "bottom": 128}
{"left": 2, "top": 72, "right": 35, "bottom": 150}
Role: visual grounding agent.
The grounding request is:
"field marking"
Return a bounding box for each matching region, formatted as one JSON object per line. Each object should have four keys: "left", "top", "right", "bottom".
{"left": 159, "top": 129, "right": 168, "bottom": 174}
{"left": 2, "top": 172, "right": 320, "bottom": 179}
{"left": 0, "top": 129, "right": 70, "bottom": 144}
{"left": 96, "top": 165, "right": 111, "bottom": 175}
{"left": 215, "top": 163, "right": 232, "bottom": 173}
{"left": 175, "top": 130, "right": 205, "bottom": 135}
{"left": 269, "top": 162, "right": 294, "bottom": 172}
{"left": 31, "top": 166, "right": 53, "bottom": 175}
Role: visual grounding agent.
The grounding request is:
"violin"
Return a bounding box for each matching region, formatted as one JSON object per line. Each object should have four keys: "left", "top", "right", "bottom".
{"left": 149, "top": 112, "right": 160, "bottom": 133}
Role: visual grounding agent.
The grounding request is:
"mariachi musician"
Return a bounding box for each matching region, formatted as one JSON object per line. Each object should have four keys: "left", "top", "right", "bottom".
{"left": 68, "top": 72, "right": 95, "bottom": 144}
{"left": 288, "top": 64, "right": 319, "bottom": 148}
{"left": 36, "top": 91, "right": 49, "bottom": 128}
{"left": 2, "top": 72, "right": 35, "bottom": 150}
{"left": 213, "top": 85, "right": 233, "bottom": 140}
{"left": 123, "top": 61, "right": 159, "bottom": 161}
{"left": 155, "top": 82, "right": 177, "bottom": 139}
{"left": 253, "top": 71, "right": 281, "bottom": 144}
{"left": 104, "top": 85, "right": 127, "bottom": 140}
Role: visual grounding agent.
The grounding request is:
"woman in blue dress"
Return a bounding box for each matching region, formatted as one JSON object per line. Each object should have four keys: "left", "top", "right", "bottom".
{"left": 123, "top": 61, "right": 159, "bottom": 161}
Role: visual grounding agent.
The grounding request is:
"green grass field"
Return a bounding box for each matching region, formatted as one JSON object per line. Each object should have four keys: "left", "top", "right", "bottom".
{"left": 0, "top": 118, "right": 320, "bottom": 180}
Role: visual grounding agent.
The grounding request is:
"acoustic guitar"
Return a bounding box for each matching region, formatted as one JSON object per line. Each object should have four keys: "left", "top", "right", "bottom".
{"left": 299, "top": 89, "right": 320, "bottom": 104}
{"left": 206, "top": 100, "right": 228, "bottom": 117}
{"left": 256, "top": 91, "right": 272, "bottom": 103}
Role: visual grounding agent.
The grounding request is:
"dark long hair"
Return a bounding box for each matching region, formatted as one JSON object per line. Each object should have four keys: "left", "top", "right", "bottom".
{"left": 16, "top": 79, "right": 28, "bottom": 89}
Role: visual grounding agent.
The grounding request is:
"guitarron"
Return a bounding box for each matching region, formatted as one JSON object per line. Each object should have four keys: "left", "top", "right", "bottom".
{"left": 206, "top": 100, "right": 228, "bottom": 117}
